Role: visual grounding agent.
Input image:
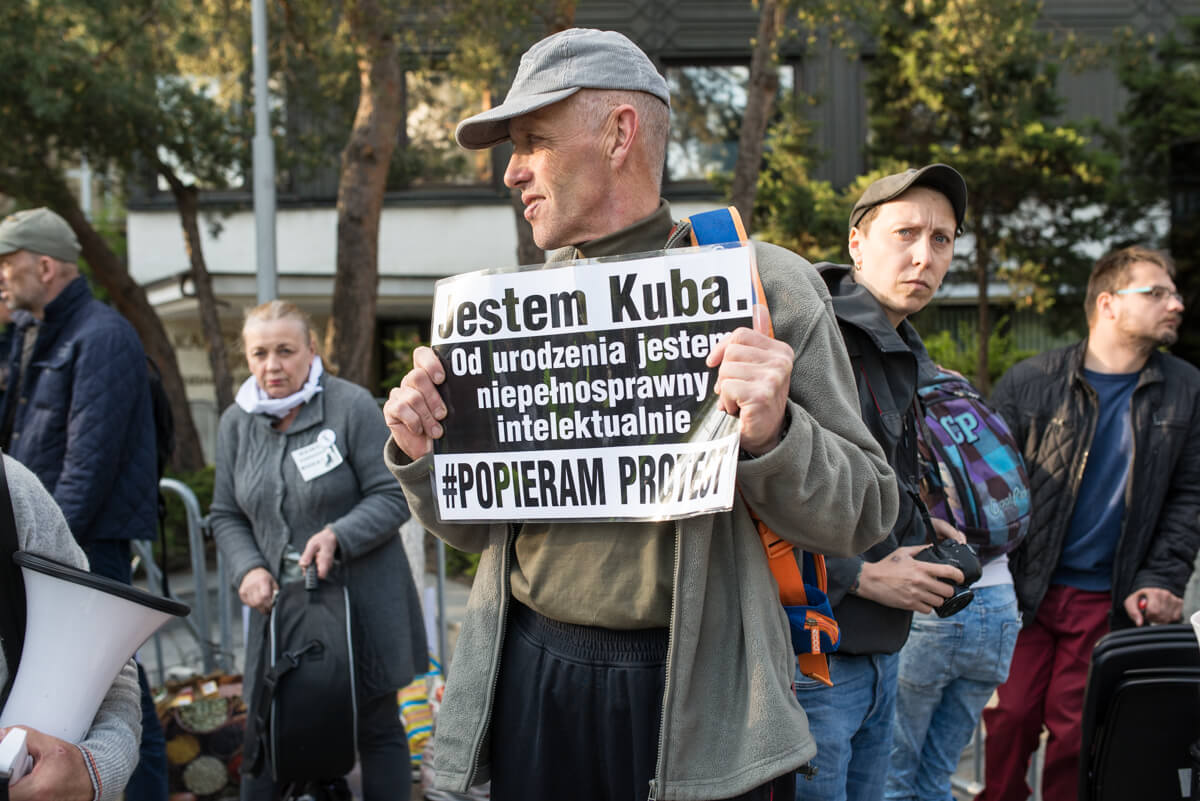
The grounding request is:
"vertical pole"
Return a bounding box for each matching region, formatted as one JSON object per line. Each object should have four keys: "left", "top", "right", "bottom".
{"left": 80, "top": 156, "right": 93, "bottom": 220}
{"left": 436, "top": 539, "right": 447, "bottom": 666}
{"left": 251, "top": 0, "right": 277, "bottom": 303}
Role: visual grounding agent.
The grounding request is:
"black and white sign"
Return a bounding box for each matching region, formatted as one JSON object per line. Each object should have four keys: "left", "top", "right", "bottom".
{"left": 430, "top": 245, "right": 756, "bottom": 521}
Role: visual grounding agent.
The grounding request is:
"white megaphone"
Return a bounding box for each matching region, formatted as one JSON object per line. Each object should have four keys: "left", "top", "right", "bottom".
{"left": 0, "top": 552, "right": 189, "bottom": 781}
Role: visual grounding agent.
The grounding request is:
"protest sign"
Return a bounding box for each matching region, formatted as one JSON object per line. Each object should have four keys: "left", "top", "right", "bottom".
{"left": 429, "top": 244, "right": 756, "bottom": 522}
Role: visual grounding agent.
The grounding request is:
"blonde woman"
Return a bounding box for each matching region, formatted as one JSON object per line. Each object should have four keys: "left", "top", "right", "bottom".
{"left": 211, "top": 300, "right": 425, "bottom": 801}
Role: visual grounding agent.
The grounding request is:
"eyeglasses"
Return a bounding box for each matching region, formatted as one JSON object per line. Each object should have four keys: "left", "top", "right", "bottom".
{"left": 1114, "top": 285, "right": 1184, "bottom": 304}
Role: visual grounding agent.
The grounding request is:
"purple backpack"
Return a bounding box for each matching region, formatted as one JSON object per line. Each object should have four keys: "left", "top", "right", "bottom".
{"left": 916, "top": 363, "right": 1032, "bottom": 564}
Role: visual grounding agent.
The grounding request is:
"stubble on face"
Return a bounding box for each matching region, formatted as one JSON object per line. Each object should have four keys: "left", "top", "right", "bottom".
{"left": 0, "top": 251, "right": 42, "bottom": 313}
{"left": 1114, "top": 262, "right": 1183, "bottom": 349}
{"left": 505, "top": 96, "right": 616, "bottom": 250}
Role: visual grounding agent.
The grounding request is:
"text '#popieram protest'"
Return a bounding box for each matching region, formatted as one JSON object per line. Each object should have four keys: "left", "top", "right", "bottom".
{"left": 430, "top": 245, "right": 755, "bottom": 522}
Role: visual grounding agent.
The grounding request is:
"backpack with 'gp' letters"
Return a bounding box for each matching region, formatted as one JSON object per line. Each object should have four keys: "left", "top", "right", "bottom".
{"left": 679, "top": 207, "right": 841, "bottom": 687}
{"left": 915, "top": 361, "right": 1032, "bottom": 564}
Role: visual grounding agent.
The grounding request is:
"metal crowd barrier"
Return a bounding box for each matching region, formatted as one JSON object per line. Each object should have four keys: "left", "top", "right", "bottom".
{"left": 133, "top": 478, "right": 237, "bottom": 686}
{"left": 135, "top": 478, "right": 448, "bottom": 687}
{"left": 951, "top": 721, "right": 985, "bottom": 797}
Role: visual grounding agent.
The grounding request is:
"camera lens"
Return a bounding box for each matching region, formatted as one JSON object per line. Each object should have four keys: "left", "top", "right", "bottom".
{"left": 935, "top": 587, "right": 975, "bottom": 618}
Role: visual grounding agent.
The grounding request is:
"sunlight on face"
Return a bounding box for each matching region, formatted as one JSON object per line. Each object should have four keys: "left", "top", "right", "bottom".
{"left": 504, "top": 97, "right": 616, "bottom": 250}
{"left": 1110, "top": 261, "right": 1185, "bottom": 348}
{"left": 849, "top": 186, "right": 957, "bottom": 327}
{"left": 243, "top": 317, "right": 315, "bottom": 399}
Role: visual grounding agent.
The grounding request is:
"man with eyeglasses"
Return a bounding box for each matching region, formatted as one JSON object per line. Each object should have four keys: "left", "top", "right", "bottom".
{"left": 978, "top": 246, "right": 1200, "bottom": 801}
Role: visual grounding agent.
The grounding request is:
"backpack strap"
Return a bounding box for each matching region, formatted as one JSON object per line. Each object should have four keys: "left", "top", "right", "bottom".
{"left": 0, "top": 455, "right": 25, "bottom": 707}
{"left": 243, "top": 637, "right": 324, "bottom": 779}
{"left": 680, "top": 207, "right": 838, "bottom": 687}
{"left": 684, "top": 207, "right": 748, "bottom": 249}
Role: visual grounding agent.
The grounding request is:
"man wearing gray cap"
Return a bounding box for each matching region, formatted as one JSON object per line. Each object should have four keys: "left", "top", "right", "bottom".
{"left": 796, "top": 166, "right": 973, "bottom": 801}
{"left": 383, "top": 27, "right": 897, "bottom": 801}
{"left": 0, "top": 207, "right": 166, "bottom": 801}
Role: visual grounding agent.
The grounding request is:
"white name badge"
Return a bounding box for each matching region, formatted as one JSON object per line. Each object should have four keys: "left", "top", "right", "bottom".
{"left": 291, "top": 429, "right": 344, "bottom": 481}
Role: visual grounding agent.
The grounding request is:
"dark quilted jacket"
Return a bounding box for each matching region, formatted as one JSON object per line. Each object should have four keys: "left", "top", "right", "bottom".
{"left": 0, "top": 277, "right": 157, "bottom": 544}
{"left": 991, "top": 340, "right": 1200, "bottom": 629}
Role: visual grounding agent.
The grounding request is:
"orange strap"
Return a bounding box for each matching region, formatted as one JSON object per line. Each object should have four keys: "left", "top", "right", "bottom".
{"left": 684, "top": 207, "right": 834, "bottom": 687}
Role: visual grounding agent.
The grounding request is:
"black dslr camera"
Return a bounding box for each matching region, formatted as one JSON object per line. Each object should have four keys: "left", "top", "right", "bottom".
{"left": 914, "top": 539, "right": 982, "bottom": 617}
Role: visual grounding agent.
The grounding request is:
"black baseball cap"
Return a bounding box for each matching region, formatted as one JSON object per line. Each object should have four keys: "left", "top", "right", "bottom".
{"left": 849, "top": 164, "right": 968, "bottom": 235}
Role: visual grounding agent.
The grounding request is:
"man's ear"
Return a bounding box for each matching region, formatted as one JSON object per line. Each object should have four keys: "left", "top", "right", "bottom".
{"left": 847, "top": 227, "right": 864, "bottom": 267}
{"left": 35, "top": 255, "right": 57, "bottom": 286}
{"left": 605, "top": 105, "right": 639, "bottom": 169}
{"left": 1095, "top": 292, "right": 1117, "bottom": 321}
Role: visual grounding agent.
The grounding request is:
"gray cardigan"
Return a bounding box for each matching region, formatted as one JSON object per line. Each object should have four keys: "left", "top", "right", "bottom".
{"left": 388, "top": 238, "right": 898, "bottom": 800}
{"left": 0, "top": 455, "right": 141, "bottom": 801}
{"left": 210, "top": 374, "right": 427, "bottom": 701}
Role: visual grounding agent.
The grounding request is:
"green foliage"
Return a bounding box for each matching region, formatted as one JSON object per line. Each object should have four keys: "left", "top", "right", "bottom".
{"left": 381, "top": 326, "right": 428, "bottom": 393}
{"left": 1112, "top": 18, "right": 1200, "bottom": 205}
{"left": 852, "top": 0, "right": 1125, "bottom": 385}
{"left": 0, "top": 0, "right": 248, "bottom": 205}
{"left": 444, "top": 547, "right": 481, "bottom": 580}
{"left": 916, "top": 318, "right": 1035, "bottom": 388}
{"left": 267, "top": 0, "right": 552, "bottom": 192}
{"left": 751, "top": 108, "right": 850, "bottom": 263}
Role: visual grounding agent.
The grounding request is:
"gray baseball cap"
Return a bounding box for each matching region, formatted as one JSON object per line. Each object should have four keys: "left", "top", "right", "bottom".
{"left": 455, "top": 28, "right": 670, "bottom": 151}
{"left": 0, "top": 207, "right": 81, "bottom": 263}
{"left": 849, "top": 164, "right": 968, "bottom": 235}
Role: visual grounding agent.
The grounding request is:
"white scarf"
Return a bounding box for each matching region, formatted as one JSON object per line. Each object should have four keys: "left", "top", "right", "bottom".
{"left": 235, "top": 355, "right": 325, "bottom": 418}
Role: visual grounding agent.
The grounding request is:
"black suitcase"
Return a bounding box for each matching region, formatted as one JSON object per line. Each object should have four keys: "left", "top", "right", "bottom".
{"left": 1079, "top": 625, "right": 1200, "bottom": 801}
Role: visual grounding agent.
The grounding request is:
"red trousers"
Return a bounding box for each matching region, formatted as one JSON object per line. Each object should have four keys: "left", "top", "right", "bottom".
{"left": 977, "top": 584, "right": 1111, "bottom": 801}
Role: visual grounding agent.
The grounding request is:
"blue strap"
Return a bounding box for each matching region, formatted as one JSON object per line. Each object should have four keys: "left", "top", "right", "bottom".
{"left": 688, "top": 208, "right": 744, "bottom": 246}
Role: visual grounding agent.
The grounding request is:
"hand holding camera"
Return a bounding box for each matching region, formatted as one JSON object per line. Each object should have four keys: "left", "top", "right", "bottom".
{"left": 913, "top": 539, "right": 982, "bottom": 617}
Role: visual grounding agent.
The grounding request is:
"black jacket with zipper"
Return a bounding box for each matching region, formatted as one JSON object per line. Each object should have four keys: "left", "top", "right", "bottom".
{"left": 818, "top": 263, "right": 931, "bottom": 654}
{"left": 990, "top": 340, "right": 1200, "bottom": 628}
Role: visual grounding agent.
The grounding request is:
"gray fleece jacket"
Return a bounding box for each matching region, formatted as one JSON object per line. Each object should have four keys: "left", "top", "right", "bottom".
{"left": 0, "top": 455, "right": 141, "bottom": 801}
{"left": 387, "top": 230, "right": 898, "bottom": 800}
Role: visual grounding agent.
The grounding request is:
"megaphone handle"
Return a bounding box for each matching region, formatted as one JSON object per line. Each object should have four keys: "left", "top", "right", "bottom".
{"left": 304, "top": 564, "right": 317, "bottom": 591}
{"left": 0, "top": 728, "right": 31, "bottom": 785}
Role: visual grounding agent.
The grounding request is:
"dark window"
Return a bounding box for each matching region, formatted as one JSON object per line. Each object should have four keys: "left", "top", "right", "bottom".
{"left": 664, "top": 64, "right": 795, "bottom": 185}
{"left": 389, "top": 71, "right": 493, "bottom": 190}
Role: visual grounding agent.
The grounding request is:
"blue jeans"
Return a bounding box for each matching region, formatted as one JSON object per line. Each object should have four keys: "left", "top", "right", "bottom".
{"left": 884, "top": 584, "right": 1021, "bottom": 801}
{"left": 794, "top": 652, "right": 899, "bottom": 801}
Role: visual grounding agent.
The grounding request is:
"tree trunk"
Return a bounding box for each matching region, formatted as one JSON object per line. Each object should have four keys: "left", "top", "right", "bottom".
{"left": 730, "top": 0, "right": 783, "bottom": 232}
{"left": 975, "top": 230, "right": 992, "bottom": 394}
{"left": 51, "top": 183, "right": 206, "bottom": 472}
{"left": 327, "top": 0, "right": 404, "bottom": 388}
{"left": 156, "top": 162, "right": 236, "bottom": 414}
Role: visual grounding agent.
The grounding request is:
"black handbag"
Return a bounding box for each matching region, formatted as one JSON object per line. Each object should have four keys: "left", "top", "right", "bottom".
{"left": 244, "top": 564, "right": 358, "bottom": 787}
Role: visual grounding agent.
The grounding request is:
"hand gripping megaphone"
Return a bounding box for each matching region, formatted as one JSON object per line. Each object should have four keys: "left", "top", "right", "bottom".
{"left": 0, "top": 552, "right": 189, "bottom": 780}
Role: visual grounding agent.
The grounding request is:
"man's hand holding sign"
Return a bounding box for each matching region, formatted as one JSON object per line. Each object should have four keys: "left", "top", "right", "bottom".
{"left": 707, "top": 304, "right": 793, "bottom": 457}
{"left": 385, "top": 346, "right": 447, "bottom": 462}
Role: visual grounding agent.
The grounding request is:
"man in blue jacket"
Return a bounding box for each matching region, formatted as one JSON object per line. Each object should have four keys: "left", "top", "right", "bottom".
{"left": 0, "top": 207, "right": 167, "bottom": 801}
